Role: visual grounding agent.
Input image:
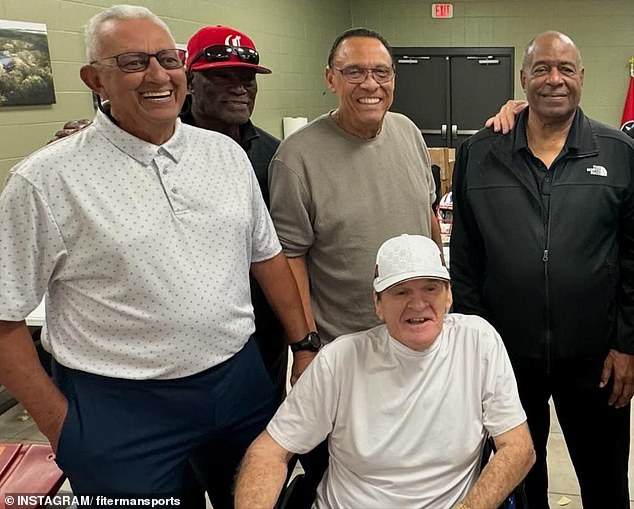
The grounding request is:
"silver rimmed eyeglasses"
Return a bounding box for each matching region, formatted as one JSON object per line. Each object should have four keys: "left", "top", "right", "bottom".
{"left": 333, "top": 65, "right": 395, "bottom": 84}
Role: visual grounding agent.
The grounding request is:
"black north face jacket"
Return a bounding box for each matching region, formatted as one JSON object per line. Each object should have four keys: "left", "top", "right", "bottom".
{"left": 450, "top": 108, "right": 634, "bottom": 362}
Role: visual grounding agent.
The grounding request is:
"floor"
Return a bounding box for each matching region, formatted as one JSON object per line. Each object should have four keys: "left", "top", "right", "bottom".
{"left": 1, "top": 399, "right": 633, "bottom": 507}
{"left": 545, "top": 403, "right": 634, "bottom": 509}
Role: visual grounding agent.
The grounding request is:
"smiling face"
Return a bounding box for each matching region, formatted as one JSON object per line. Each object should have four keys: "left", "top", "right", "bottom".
{"left": 189, "top": 67, "right": 257, "bottom": 131}
{"left": 374, "top": 278, "right": 452, "bottom": 352}
{"left": 520, "top": 32, "right": 584, "bottom": 125}
{"left": 80, "top": 17, "right": 187, "bottom": 145}
{"left": 326, "top": 36, "right": 394, "bottom": 139}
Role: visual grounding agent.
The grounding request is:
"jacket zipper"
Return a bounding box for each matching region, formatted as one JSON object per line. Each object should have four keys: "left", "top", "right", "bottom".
{"left": 543, "top": 173, "right": 553, "bottom": 375}
{"left": 543, "top": 247, "right": 551, "bottom": 374}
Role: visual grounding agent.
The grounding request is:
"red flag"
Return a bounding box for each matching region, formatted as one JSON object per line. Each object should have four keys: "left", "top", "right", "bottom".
{"left": 621, "top": 76, "right": 634, "bottom": 129}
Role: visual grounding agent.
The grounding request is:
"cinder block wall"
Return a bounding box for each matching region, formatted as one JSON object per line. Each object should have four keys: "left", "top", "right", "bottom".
{"left": 351, "top": 0, "right": 634, "bottom": 127}
{"left": 2, "top": 0, "right": 633, "bottom": 186}
{"left": 0, "top": 0, "right": 349, "bottom": 186}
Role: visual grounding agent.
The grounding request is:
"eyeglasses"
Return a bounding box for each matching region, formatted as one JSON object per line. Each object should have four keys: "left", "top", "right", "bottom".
{"left": 190, "top": 45, "right": 260, "bottom": 67}
{"left": 334, "top": 66, "right": 395, "bottom": 84}
{"left": 91, "top": 49, "right": 186, "bottom": 73}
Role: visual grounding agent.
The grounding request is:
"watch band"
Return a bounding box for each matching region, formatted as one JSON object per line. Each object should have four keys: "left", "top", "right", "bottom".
{"left": 290, "top": 331, "right": 321, "bottom": 353}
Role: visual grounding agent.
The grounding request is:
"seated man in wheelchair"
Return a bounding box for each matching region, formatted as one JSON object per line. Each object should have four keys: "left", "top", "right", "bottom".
{"left": 235, "top": 234, "right": 535, "bottom": 509}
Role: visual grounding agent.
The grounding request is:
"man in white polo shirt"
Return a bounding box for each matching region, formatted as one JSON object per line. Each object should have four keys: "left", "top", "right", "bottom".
{"left": 0, "top": 5, "right": 313, "bottom": 504}
{"left": 235, "top": 235, "right": 534, "bottom": 509}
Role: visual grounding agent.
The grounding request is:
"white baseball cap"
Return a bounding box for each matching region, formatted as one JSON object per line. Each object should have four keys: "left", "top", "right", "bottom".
{"left": 373, "top": 234, "right": 449, "bottom": 292}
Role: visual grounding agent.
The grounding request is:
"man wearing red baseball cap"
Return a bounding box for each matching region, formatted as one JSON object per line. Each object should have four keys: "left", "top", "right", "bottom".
{"left": 184, "top": 25, "right": 276, "bottom": 202}
{"left": 182, "top": 26, "right": 290, "bottom": 406}
{"left": 181, "top": 26, "right": 302, "bottom": 506}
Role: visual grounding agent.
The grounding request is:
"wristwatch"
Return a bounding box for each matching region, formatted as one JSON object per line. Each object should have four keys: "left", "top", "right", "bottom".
{"left": 290, "top": 331, "right": 322, "bottom": 353}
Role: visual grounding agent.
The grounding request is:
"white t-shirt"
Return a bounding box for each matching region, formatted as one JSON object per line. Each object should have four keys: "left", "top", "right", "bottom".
{"left": 267, "top": 314, "right": 526, "bottom": 509}
{"left": 0, "top": 110, "right": 281, "bottom": 379}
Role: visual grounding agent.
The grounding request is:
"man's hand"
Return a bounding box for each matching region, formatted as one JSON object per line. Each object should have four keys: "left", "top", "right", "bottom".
{"left": 484, "top": 100, "right": 528, "bottom": 134}
{"left": 600, "top": 349, "right": 634, "bottom": 408}
{"left": 0, "top": 320, "right": 70, "bottom": 453}
{"left": 290, "top": 350, "right": 316, "bottom": 385}
{"left": 48, "top": 119, "right": 92, "bottom": 144}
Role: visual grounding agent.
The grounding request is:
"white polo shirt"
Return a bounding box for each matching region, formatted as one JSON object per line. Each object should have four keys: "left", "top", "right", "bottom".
{"left": 0, "top": 110, "right": 281, "bottom": 379}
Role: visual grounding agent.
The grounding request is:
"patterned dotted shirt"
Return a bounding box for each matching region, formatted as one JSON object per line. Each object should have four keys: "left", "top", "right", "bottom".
{"left": 0, "top": 110, "right": 281, "bottom": 379}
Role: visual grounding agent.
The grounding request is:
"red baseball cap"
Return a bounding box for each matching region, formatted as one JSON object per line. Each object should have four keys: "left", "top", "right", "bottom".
{"left": 186, "top": 25, "right": 271, "bottom": 74}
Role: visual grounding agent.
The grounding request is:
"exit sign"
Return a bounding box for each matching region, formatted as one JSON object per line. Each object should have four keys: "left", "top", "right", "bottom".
{"left": 432, "top": 3, "right": 454, "bottom": 18}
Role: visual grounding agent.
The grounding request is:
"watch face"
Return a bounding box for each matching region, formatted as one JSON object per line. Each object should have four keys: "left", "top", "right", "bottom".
{"left": 291, "top": 332, "right": 321, "bottom": 352}
{"left": 308, "top": 332, "right": 321, "bottom": 349}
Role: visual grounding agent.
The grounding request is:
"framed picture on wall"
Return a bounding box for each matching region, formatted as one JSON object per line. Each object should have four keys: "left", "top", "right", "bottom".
{"left": 0, "top": 19, "right": 56, "bottom": 107}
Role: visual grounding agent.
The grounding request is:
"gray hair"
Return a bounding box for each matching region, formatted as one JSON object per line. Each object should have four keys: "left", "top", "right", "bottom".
{"left": 84, "top": 4, "right": 172, "bottom": 62}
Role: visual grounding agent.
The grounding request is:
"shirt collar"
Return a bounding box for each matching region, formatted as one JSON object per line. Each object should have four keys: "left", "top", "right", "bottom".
{"left": 512, "top": 107, "right": 587, "bottom": 154}
{"left": 385, "top": 327, "right": 443, "bottom": 358}
{"left": 239, "top": 120, "right": 259, "bottom": 148}
{"left": 565, "top": 108, "right": 594, "bottom": 152}
{"left": 93, "top": 109, "right": 186, "bottom": 166}
{"left": 512, "top": 109, "right": 530, "bottom": 153}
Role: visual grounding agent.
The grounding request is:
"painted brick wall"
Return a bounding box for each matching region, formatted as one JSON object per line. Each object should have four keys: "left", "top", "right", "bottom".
{"left": 0, "top": 0, "right": 349, "bottom": 186}
{"left": 2, "top": 0, "right": 633, "bottom": 186}
{"left": 350, "top": 0, "right": 634, "bottom": 128}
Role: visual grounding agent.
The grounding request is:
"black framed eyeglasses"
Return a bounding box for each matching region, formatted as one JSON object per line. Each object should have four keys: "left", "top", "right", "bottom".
{"left": 334, "top": 65, "right": 395, "bottom": 84}
{"left": 191, "top": 45, "right": 259, "bottom": 67}
{"left": 91, "top": 49, "right": 186, "bottom": 73}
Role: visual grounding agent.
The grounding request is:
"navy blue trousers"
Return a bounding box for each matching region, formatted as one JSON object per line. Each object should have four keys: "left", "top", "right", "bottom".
{"left": 53, "top": 337, "right": 276, "bottom": 508}
{"left": 512, "top": 356, "right": 630, "bottom": 509}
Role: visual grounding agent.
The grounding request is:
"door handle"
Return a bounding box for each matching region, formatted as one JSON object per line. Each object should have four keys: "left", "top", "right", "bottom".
{"left": 451, "top": 124, "right": 458, "bottom": 139}
{"left": 441, "top": 124, "right": 447, "bottom": 138}
{"left": 478, "top": 59, "right": 499, "bottom": 65}
{"left": 466, "top": 55, "right": 500, "bottom": 65}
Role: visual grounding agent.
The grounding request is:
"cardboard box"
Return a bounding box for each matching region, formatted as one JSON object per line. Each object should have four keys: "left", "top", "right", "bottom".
{"left": 428, "top": 147, "right": 446, "bottom": 170}
{"left": 444, "top": 148, "right": 455, "bottom": 196}
{"left": 427, "top": 147, "right": 455, "bottom": 197}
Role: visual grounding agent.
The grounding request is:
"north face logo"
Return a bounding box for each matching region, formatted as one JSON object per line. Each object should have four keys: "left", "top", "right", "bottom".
{"left": 225, "top": 34, "right": 242, "bottom": 47}
{"left": 586, "top": 165, "right": 607, "bottom": 177}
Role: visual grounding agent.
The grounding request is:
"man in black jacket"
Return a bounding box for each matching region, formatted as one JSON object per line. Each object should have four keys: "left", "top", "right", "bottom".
{"left": 451, "top": 31, "right": 634, "bottom": 509}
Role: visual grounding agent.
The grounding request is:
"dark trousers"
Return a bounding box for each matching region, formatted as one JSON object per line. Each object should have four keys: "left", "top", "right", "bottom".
{"left": 512, "top": 356, "right": 630, "bottom": 509}
{"left": 181, "top": 320, "right": 287, "bottom": 509}
{"left": 53, "top": 337, "right": 276, "bottom": 508}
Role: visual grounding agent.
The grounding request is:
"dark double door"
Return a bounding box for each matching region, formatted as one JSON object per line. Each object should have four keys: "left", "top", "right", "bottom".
{"left": 391, "top": 47, "right": 514, "bottom": 149}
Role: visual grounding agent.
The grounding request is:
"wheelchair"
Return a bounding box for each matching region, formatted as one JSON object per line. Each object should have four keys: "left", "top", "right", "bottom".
{"left": 276, "top": 437, "right": 528, "bottom": 509}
